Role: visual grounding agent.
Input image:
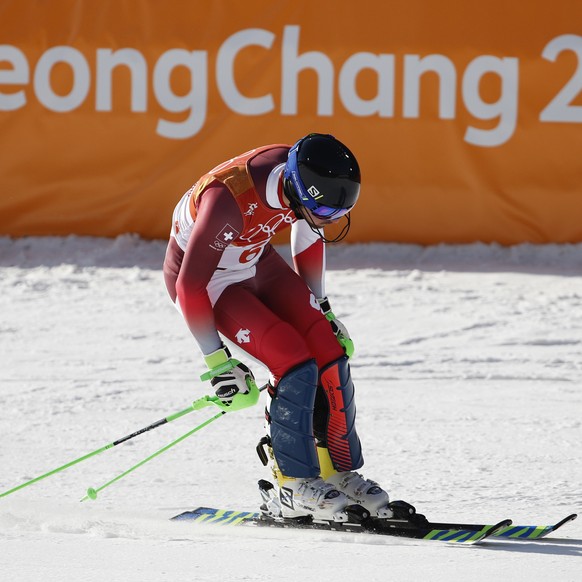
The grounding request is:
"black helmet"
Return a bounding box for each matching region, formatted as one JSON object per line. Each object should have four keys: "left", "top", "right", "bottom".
{"left": 283, "top": 133, "right": 360, "bottom": 220}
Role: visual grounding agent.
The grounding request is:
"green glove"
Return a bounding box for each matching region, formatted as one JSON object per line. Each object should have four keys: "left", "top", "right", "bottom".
{"left": 318, "top": 297, "right": 355, "bottom": 358}
{"left": 200, "top": 346, "right": 259, "bottom": 411}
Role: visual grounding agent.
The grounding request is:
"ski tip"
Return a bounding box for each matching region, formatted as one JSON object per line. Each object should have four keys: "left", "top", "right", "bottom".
{"left": 557, "top": 513, "right": 577, "bottom": 525}
{"left": 493, "top": 513, "right": 578, "bottom": 540}
{"left": 550, "top": 513, "right": 577, "bottom": 532}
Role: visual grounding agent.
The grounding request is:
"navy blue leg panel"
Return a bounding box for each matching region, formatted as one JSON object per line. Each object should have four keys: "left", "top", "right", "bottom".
{"left": 269, "top": 360, "right": 320, "bottom": 478}
{"left": 319, "top": 356, "right": 364, "bottom": 471}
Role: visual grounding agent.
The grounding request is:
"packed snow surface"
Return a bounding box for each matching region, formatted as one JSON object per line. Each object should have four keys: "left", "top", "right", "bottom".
{"left": 1, "top": 235, "right": 580, "bottom": 582}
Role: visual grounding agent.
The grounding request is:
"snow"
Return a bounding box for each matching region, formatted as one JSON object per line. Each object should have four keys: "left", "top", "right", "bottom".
{"left": 0, "top": 234, "right": 580, "bottom": 582}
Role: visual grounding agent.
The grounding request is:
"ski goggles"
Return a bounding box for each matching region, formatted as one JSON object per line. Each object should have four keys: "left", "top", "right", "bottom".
{"left": 309, "top": 204, "right": 353, "bottom": 219}
{"left": 285, "top": 137, "right": 352, "bottom": 220}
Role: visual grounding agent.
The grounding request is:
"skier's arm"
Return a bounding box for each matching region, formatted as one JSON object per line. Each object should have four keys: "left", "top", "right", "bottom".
{"left": 175, "top": 186, "right": 257, "bottom": 403}
{"left": 175, "top": 186, "right": 242, "bottom": 356}
{"left": 290, "top": 221, "right": 354, "bottom": 357}
{"left": 291, "top": 219, "right": 325, "bottom": 298}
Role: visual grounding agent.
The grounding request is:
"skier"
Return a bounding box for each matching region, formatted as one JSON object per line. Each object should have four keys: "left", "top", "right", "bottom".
{"left": 163, "top": 133, "right": 390, "bottom": 522}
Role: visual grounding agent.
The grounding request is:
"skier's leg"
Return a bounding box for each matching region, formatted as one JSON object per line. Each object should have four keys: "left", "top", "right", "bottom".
{"left": 250, "top": 247, "right": 347, "bottom": 460}
{"left": 214, "top": 280, "right": 351, "bottom": 520}
{"left": 252, "top": 247, "right": 345, "bottom": 373}
{"left": 318, "top": 356, "right": 391, "bottom": 516}
{"left": 319, "top": 355, "right": 363, "bottom": 471}
{"left": 213, "top": 281, "right": 312, "bottom": 379}
{"left": 267, "top": 359, "right": 320, "bottom": 479}
{"left": 214, "top": 283, "right": 339, "bottom": 488}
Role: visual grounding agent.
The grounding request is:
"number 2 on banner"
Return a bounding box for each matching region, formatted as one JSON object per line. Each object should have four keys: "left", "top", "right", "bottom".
{"left": 540, "top": 34, "right": 582, "bottom": 123}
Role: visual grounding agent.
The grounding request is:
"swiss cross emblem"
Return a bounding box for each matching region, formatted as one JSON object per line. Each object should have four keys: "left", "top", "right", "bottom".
{"left": 215, "top": 224, "right": 240, "bottom": 246}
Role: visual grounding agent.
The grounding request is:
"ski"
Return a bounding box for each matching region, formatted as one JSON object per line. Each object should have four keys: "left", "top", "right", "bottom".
{"left": 490, "top": 513, "right": 577, "bottom": 540}
{"left": 172, "top": 480, "right": 576, "bottom": 544}
{"left": 425, "top": 512, "right": 577, "bottom": 540}
{"left": 172, "top": 502, "right": 577, "bottom": 544}
{"left": 172, "top": 506, "right": 512, "bottom": 545}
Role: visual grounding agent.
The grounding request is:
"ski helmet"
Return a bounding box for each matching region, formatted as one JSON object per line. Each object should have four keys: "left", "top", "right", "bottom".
{"left": 283, "top": 133, "right": 361, "bottom": 220}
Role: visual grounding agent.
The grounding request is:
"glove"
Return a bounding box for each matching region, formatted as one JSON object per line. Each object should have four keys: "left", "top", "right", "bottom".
{"left": 200, "top": 345, "right": 258, "bottom": 410}
{"left": 318, "top": 297, "right": 355, "bottom": 358}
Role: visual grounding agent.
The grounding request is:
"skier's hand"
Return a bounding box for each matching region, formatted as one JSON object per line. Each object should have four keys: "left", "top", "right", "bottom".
{"left": 318, "top": 297, "right": 354, "bottom": 358}
{"left": 201, "top": 345, "right": 257, "bottom": 409}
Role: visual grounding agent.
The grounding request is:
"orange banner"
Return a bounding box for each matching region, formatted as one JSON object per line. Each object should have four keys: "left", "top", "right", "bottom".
{"left": 1, "top": 0, "right": 582, "bottom": 244}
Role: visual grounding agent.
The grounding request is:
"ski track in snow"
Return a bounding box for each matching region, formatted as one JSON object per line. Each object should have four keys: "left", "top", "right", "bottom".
{"left": 0, "top": 235, "right": 581, "bottom": 582}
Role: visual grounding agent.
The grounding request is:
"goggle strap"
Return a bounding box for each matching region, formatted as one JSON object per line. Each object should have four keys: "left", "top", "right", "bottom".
{"left": 301, "top": 209, "right": 352, "bottom": 244}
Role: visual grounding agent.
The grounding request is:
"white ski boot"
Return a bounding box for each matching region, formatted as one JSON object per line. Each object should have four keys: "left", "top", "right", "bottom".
{"left": 325, "top": 471, "right": 392, "bottom": 518}
{"left": 275, "top": 476, "right": 350, "bottom": 522}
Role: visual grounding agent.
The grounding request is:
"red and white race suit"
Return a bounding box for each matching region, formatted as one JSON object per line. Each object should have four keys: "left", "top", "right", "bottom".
{"left": 163, "top": 144, "right": 344, "bottom": 381}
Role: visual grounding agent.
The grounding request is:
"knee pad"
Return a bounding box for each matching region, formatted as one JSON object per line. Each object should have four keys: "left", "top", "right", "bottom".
{"left": 319, "top": 356, "right": 364, "bottom": 472}
{"left": 268, "top": 359, "right": 320, "bottom": 479}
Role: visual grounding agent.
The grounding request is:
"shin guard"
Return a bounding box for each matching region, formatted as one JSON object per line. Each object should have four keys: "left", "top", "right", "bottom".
{"left": 320, "top": 356, "right": 364, "bottom": 471}
{"left": 268, "top": 360, "right": 320, "bottom": 479}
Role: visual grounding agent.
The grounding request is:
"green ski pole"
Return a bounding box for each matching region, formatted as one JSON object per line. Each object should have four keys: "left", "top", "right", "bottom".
{"left": 0, "top": 393, "right": 231, "bottom": 500}
{"left": 82, "top": 379, "right": 266, "bottom": 501}
{"left": 82, "top": 410, "right": 225, "bottom": 501}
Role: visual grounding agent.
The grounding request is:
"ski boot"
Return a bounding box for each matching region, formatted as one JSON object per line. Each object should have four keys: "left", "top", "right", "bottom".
{"left": 325, "top": 471, "right": 392, "bottom": 518}
{"left": 316, "top": 445, "right": 392, "bottom": 518}
{"left": 258, "top": 478, "right": 349, "bottom": 523}
{"left": 256, "top": 436, "right": 349, "bottom": 523}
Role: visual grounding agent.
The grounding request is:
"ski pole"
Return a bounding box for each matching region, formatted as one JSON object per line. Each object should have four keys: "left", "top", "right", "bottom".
{"left": 82, "top": 380, "right": 267, "bottom": 501}
{"left": 81, "top": 410, "right": 225, "bottom": 501}
{"left": 0, "top": 391, "right": 247, "bottom": 500}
